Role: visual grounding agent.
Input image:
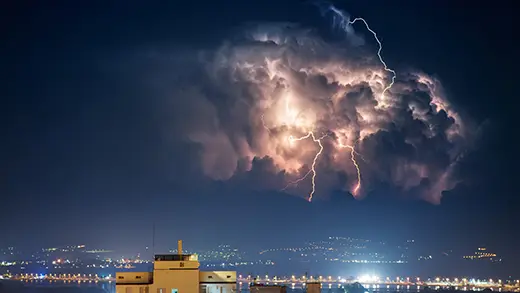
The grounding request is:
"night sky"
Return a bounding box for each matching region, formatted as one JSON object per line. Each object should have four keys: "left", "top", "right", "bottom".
{"left": 1, "top": 0, "right": 516, "bottom": 264}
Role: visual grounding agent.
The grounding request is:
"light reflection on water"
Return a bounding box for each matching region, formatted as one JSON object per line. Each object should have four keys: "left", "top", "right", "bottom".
{"left": 0, "top": 281, "right": 487, "bottom": 293}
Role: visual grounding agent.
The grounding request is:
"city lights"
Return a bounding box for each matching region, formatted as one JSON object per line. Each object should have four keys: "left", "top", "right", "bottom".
{"left": 0, "top": 240, "right": 515, "bottom": 291}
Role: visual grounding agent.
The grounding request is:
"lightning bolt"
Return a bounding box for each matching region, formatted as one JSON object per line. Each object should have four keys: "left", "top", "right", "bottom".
{"left": 326, "top": 6, "right": 396, "bottom": 196}
{"left": 261, "top": 114, "right": 271, "bottom": 134}
{"left": 262, "top": 111, "right": 325, "bottom": 202}
{"left": 281, "top": 169, "right": 312, "bottom": 191}
{"left": 338, "top": 142, "right": 362, "bottom": 196}
{"left": 287, "top": 132, "right": 325, "bottom": 202}
{"left": 262, "top": 6, "right": 396, "bottom": 202}
{"left": 328, "top": 5, "right": 396, "bottom": 101}
{"left": 347, "top": 17, "right": 396, "bottom": 101}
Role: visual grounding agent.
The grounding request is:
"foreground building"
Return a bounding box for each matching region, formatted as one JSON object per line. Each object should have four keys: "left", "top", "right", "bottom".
{"left": 116, "top": 240, "right": 236, "bottom": 293}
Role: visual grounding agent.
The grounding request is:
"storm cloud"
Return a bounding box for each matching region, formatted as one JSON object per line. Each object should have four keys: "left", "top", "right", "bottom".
{"left": 156, "top": 8, "right": 475, "bottom": 204}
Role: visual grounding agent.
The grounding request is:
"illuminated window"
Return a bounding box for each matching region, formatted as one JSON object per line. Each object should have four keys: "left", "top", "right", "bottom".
{"left": 172, "top": 289, "right": 178, "bottom": 293}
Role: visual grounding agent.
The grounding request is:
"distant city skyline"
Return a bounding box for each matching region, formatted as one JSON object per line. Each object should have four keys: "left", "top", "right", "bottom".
{"left": 1, "top": 238, "right": 503, "bottom": 261}
{"left": 1, "top": 235, "right": 511, "bottom": 279}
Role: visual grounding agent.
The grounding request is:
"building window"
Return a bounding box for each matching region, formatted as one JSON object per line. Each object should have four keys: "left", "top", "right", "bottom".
{"left": 158, "top": 289, "right": 165, "bottom": 293}
{"left": 136, "top": 276, "right": 142, "bottom": 279}
{"left": 208, "top": 276, "right": 213, "bottom": 279}
{"left": 172, "top": 289, "right": 178, "bottom": 293}
{"left": 118, "top": 276, "right": 124, "bottom": 279}
{"left": 227, "top": 276, "right": 231, "bottom": 278}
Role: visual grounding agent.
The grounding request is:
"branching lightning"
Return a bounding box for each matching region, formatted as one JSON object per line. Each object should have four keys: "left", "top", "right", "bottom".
{"left": 281, "top": 170, "right": 312, "bottom": 191}
{"left": 259, "top": 91, "right": 329, "bottom": 202}
{"left": 287, "top": 132, "right": 325, "bottom": 202}
{"left": 328, "top": 6, "right": 396, "bottom": 101}
{"left": 325, "top": 5, "right": 397, "bottom": 197}
{"left": 260, "top": 5, "right": 399, "bottom": 201}
{"left": 185, "top": 3, "right": 470, "bottom": 204}
{"left": 347, "top": 17, "right": 396, "bottom": 101}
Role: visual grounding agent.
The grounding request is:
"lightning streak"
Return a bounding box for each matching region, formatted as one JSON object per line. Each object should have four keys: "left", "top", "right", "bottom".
{"left": 338, "top": 142, "right": 362, "bottom": 196}
{"left": 328, "top": 5, "right": 396, "bottom": 101}
{"left": 264, "top": 6, "right": 397, "bottom": 201}
{"left": 281, "top": 169, "right": 312, "bottom": 191}
{"left": 262, "top": 105, "right": 325, "bottom": 202}
{"left": 287, "top": 132, "right": 325, "bottom": 202}
{"left": 325, "top": 5, "right": 397, "bottom": 196}
{"left": 260, "top": 114, "right": 271, "bottom": 133}
{"left": 348, "top": 17, "right": 396, "bottom": 101}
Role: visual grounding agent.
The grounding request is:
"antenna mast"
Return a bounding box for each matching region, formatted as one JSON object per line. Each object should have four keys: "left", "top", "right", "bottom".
{"left": 152, "top": 222, "right": 156, "bottom": 257}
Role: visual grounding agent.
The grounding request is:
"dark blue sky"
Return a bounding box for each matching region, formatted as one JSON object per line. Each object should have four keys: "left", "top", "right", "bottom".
{"left": 1, "top": 0, "right": 516, "bottom": 262}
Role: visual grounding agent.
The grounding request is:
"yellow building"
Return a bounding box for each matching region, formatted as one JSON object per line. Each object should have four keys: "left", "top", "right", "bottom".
{"left": 116, "top": 240, "right": 236, "bottom": 293}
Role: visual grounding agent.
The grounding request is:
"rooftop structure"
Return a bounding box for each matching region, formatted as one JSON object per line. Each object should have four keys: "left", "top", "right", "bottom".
{"left": 116, "top": 240, "right": 236, "bottom": 293}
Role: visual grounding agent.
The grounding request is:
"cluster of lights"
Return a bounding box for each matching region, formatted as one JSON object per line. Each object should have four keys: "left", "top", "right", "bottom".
{"left": 358, "top": 275, "right": 380, "bottom": 283}
{"left": 7, "top": 273, "right": 520, "bottom": 287}
{"left": 328, "top": 259, "right": 406, "bottom": 264}
{"left": 171, "top": 245, "right": 244, "bottom": 263}
{"left": 240, "top": 275, "right": 520, "bottom": 285}
{"left": 463, "top": 253, "right": 497, "bottom": 259}
{"left": 202, "top": 260, "right": 273, "bottom": 268}
{"left": 8, "top": 273, "right": 113, "bottom": 280}
{"left": 462, "top": 247, "right": 499, "bottom": 260}
{"left": 259, "top": 237, "right": 411, "bottom": 264}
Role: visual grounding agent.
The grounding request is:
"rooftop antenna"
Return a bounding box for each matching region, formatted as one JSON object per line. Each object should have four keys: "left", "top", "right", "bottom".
{"left": 152, "top": 222, "right": 156, "bottom": 258}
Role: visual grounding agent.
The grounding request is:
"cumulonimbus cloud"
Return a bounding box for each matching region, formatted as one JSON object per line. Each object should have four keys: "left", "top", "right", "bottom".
{"left": 160, "top": 7, "right": 475, "bottom": 204}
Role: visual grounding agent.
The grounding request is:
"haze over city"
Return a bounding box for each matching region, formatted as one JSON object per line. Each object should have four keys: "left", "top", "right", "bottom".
{"left": 1, "top": 0, "right": 516, "bottom": 292}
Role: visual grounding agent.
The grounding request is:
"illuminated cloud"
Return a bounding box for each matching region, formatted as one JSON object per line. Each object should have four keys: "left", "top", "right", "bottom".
{"left": 165, "top": 9, "right": 474, "bottom": 204}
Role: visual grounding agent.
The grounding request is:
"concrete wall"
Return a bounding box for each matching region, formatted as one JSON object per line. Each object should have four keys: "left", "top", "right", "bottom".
{"left": 199, "top": 271, "right": 236, "bottom": 283}
{"left": 115, "top": 284, "right": 150, "bottom": 293}
{"left": 116, "top": 272, "right": 153, "bottom": 284}
{"left": 152, "top": 268, "right": 200, "bottom": 293}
